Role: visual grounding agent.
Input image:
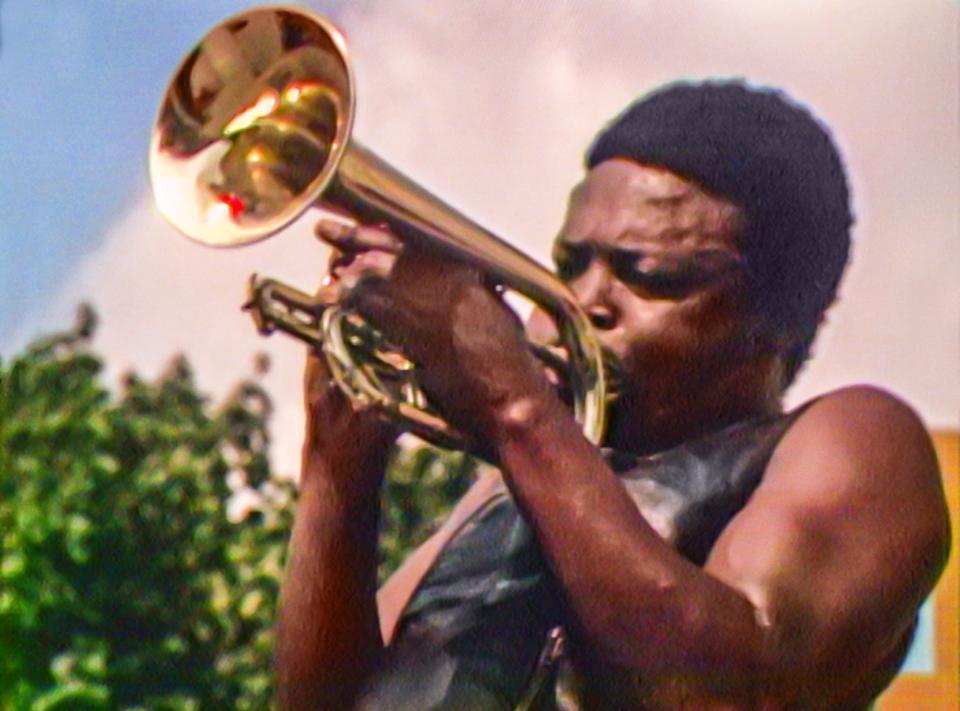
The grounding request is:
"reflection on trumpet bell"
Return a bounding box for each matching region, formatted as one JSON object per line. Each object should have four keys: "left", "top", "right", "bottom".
{"left": 151, "top": 7, "right": 353, "bottom": 247}
{"left": 214, "top": 88, "right": 335, "bottom": 217}
{"left": 150, "top": 5, "right": 608, "bottom": 453}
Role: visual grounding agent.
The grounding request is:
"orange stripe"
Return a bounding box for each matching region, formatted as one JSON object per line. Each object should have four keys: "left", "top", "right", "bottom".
{"left": 878, "top": 430, "right": 959, "bottom": 710}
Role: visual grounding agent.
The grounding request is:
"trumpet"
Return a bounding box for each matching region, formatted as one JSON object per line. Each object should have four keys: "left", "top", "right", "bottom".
{"left": 149, "top": 5, "right": 607, "bottom": 450}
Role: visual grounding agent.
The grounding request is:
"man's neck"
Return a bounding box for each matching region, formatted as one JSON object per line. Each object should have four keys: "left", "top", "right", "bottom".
{"left": 605, "top": 355, "right": 784, "bottom": 457}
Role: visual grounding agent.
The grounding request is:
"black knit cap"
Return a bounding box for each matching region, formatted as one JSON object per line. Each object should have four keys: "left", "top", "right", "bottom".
{"left": 587, "top": 80, "right": 853, "bottom": 384}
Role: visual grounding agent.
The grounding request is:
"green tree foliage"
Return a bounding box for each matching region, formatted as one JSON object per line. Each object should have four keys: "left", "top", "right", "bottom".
{"left": 0, "top": 307, "right": 475, "bottom": 710}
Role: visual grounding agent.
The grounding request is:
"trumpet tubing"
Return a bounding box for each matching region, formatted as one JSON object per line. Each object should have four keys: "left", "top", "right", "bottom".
{"left": 149, "top": 5, "right": 607, "bottom": 451}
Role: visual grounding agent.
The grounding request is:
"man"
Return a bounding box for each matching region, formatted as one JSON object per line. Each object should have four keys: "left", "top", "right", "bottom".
{"left": 274, "top": 81, "right": 951, "bottom": 709}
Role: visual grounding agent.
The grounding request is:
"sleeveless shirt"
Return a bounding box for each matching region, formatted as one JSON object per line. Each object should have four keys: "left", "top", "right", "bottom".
{"left": 356, "top": 410, "right": 803, "bottom": 710}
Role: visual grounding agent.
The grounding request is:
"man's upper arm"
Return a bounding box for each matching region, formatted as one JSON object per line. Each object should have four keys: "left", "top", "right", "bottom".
{"left": 704, "top": 386, "right": 951, "bottom": 703}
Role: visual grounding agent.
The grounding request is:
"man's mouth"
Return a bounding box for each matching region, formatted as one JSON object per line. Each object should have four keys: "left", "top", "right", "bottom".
{"left": 531, "top": 341, "right": 626, "bottom": 409}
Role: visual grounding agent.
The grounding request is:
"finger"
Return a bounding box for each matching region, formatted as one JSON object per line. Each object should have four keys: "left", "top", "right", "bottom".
{"left": 342, "top": 273, "right": 410, "bottom": 339}
{"left": 315, "top": 245, "right": 399, "bottom": 312}
{"left": 313, "top": 207, "right": 358, "bottom": 242}
{"left": 312, "top": 278, "right": 342, "bottom": 306}
{"left": 334, "top": 249, "right": 398, "bottom": 288}
{"left": 315, "top": 215, "right": 402, "bottom": 254}
{"left": 342, "top": 273, "right": 396, "bottom": 328}
{"left": 339, "top": 223, "right": 402, "bottom": 253}
{"left": 327, "top": 247, "right": 351, "bottom": 273}
{"left": 391, "top": 249, "right": 479, "bottom": 293}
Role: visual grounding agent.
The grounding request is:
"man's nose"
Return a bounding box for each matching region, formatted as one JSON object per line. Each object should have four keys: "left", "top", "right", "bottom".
{"left": 570, "top": 263, "right": 617, "bottom": 331}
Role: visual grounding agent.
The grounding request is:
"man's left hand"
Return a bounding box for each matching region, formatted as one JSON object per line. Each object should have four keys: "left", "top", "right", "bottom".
{"left": 344, "top": 245, "right": 555, "bottom": 443}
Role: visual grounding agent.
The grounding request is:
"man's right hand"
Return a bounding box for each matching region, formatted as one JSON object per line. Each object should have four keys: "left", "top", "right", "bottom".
{"left": 276, "top": 207, "right": 405, "bottom": 711}
{"left": 300, "top": 206, "right": 404, "bottom": 491}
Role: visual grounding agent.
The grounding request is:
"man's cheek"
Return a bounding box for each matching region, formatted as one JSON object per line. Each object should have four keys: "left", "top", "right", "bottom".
{"left": 619, "top": 319, "right": 702, "bottom": 363}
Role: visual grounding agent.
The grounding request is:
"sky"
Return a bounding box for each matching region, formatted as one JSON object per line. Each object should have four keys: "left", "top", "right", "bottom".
{"left": 2, "top": 0, "right": 956, "bottom": 475}
{"left": 1, "top": 0, "right": 957, "bottom": 677}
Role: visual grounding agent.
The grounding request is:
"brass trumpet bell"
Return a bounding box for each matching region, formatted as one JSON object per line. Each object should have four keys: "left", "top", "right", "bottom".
{"left": 149, "top": 5, "right": 607, "bottom": 450}
{"left": 150, "top": 8, "right": 354, "bottom": 246}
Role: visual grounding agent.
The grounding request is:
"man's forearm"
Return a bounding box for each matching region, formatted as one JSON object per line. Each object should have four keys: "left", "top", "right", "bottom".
{"left": 275, "top": 447, "right": 389, "bottom": 711}
{"left": 489, "top": 395, "right": 775, "bottom": 700}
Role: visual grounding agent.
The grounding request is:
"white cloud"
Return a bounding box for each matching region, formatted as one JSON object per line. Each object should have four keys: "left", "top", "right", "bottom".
{"left": 36, "top": 0, "right": 959, "bottom": 480}
{"left": 36, "top": 194, "right": 324, "bottom": 478}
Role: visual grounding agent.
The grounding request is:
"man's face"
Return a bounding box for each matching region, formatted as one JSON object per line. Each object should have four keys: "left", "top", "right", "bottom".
{"left": 534, "top": 159, "right": 756, "bottom": 398}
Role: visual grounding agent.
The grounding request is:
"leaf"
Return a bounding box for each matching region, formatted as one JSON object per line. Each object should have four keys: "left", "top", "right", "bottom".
{"left": 1, "top": 308, "right": 473, "bottom": 709}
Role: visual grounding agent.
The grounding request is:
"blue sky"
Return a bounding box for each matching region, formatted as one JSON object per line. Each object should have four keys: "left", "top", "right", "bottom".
{"left": 0, "top": 0, "right": 342, "bottom": 348}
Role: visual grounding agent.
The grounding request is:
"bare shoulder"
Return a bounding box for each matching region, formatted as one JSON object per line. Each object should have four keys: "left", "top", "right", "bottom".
{"left": 706, "top": 386, "right": 951, "bottom": 702}
{"left": 788, "top": 384, "right": 936, "bottom": 453}
{"left": 771, "top": 384, "right": 947, "bottom": 510}
{"left": 759, "top": 384, "right": 951, "bottom": 562}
